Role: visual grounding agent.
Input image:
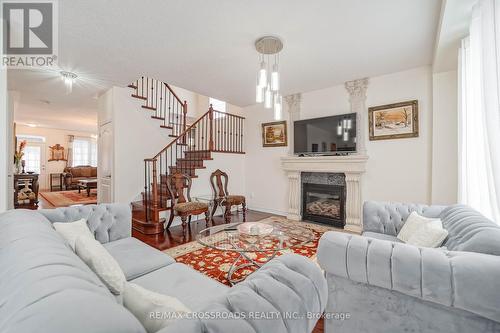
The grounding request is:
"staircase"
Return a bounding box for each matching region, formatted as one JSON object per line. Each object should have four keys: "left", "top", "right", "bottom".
{"left": 127, "top": 77, "right": 245, "bottom": 234}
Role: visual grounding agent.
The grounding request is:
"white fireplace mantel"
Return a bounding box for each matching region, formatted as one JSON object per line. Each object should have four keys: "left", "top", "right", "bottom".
{"left": 281, "top": 154, "right": 368, "bottom": 233}
{"left": 281, "top": 78, "right": 370, "bottom": 233}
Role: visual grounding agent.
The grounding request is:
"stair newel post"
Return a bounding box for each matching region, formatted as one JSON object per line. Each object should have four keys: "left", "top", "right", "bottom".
{"left": 151, "top": 158, "right": 159, "bottom": 217}
{"left": 209, "top": 105, "right": 214, "bottom": 152}
{"left": 182, "top": 100, "right": 187, "bottom": 144}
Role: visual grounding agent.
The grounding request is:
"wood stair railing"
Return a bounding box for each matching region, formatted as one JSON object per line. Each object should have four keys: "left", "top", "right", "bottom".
{"left": 129, "top": 77, "right": 187, "bottom": 136}
{"left": 132, "top": 106, "right": 245, "bottom": 234}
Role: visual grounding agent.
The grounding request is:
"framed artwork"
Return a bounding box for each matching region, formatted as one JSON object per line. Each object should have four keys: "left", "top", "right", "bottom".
{"left": 48, "top": 144, "right": 67, "bottom": 162}
{"left": 262, "top": 121, "right": 287, "bottom": 147}
{"left": 368, "top": 100, "right": 419, "bottom": 141}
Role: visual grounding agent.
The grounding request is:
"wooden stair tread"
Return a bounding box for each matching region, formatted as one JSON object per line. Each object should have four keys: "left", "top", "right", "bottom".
{"left": 142, "top": 105, "right": 156, "bottom": 111}
{"left": 131, "top": 94, "right": 147, "bottom": 100}
{"left": 132, "top": 200, "right": 170, "bottom": 212}
{"left": 128, "top": 84, "right": 138, "bottom": 89}
{"left": 177, "top": 157, "right": 213, "bottom": 161}
{"left": 160, "top": 125, "right": 173, "bottom": 129}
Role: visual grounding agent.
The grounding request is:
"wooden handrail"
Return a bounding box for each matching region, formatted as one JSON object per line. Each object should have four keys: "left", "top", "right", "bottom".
{"left": 148, "top": 107, "right": 245, "bottom": 160}
{"left": 164, "top": 83, "right": 184, "bottom": 106}
{"left": 212, "top": 109, "right": 246, "bottom": 119}
{"left": 151, "top": 109, "right": 211, "bottom": 160}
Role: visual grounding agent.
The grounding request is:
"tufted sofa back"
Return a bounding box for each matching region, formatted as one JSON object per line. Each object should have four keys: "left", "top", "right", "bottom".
{"left": 160, "top": 254, "right": 328, "bottom": 333}
{"left": 39, "top": 203, "right": 131, "bottom": 244}
{"left": 0, "top": 209, "right": 145, "bottom": 333}
{"left": 441, "top": 204, "right": 500, "bottom": 255}
{"left": 363, "top": 201, "right": 446, "bottom": 236}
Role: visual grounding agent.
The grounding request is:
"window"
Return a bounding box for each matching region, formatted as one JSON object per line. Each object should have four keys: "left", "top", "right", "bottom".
{"left": 23, "top": 146, "right": 41, "bottom": 173}
{"left": 209, "top": 97, "right": 226, "bottom": 118}
{"left": 73, "top": 138, "right": 97, "bottom": 167}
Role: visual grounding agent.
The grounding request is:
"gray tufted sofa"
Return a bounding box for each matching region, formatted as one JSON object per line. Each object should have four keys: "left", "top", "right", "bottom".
{"left": 0, "top": 204, "right": 327, "bottom": 333}
{"left": 317, "top": 201, "right": 500, "bottom": 333}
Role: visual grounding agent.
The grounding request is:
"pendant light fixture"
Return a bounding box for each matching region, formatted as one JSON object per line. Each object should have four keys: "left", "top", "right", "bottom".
{"left": 60, "top": 71, "right": 77, "bottom": 94}
{"left": 255, "top": 36, "right": 283, "bottom": 120}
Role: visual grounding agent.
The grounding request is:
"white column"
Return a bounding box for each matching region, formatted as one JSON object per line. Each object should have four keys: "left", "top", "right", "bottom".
{"left": 284, "top": 93, "right": 301, "bottom": 155}
{"left": 345, "top": 78, "right": 369, "bottom": 155}
{"left": 344, "top": 172, "right": 362, "bottom": 233}
{"left": 286, "top": 170, "right": 301, "bottom": 220}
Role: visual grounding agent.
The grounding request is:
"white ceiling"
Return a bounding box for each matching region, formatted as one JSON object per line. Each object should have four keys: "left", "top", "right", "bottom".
{"left": 10, "top": 0, "right": 442, "bottom": 130}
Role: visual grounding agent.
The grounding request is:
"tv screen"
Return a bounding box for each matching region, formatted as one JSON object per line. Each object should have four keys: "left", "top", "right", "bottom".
{"left": 294, "top": 113, "right": 357, "bottom": 155}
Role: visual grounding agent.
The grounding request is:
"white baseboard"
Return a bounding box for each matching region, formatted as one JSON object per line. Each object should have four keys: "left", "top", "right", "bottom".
{"left": 247, "top": 205, "right": 288, "bottom": 217}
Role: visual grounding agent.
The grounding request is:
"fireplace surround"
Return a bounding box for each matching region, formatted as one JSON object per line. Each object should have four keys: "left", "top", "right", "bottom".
{"left": 281, "top": 78, "right": 369, "bottom": 233}
{"left": 281, "top": 154, "right": 368, "bottom": 233}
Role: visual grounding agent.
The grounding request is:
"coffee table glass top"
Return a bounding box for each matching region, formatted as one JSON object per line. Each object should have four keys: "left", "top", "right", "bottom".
{"left": 196, "top": 220, "right": 315, "bottom": 253}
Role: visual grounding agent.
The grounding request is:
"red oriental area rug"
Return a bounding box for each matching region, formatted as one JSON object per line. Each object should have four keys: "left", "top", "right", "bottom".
{"left": 164, "top": 216, "right": 341, "bottom": 285}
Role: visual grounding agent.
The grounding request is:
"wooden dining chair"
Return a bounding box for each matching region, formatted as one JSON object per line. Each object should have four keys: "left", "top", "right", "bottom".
{"left": 166, "top": 173, "right": 210, "bottom": 234}
{"left": 210, "top": 169, "right": 246, "bottom": 223}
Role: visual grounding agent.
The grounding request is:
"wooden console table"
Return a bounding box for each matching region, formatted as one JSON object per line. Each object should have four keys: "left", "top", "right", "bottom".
{"left": 14, "top": 173, "right": 39, "bottom": 209}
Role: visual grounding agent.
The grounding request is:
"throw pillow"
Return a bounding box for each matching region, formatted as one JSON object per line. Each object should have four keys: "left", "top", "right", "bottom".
{"left": 123, "top": 282, "right": 191, "bottom": 333}
{"left": 53, "top": 218, "right": 94, "bottom": 250}
{"left": 406, "top": 222, "right": 449, "bottom": 248}
{"left": 397, "top": 212, "right": 442, "bottom": 243}
{"left": 75, "top": 236, "right": 126, "bottom": 295}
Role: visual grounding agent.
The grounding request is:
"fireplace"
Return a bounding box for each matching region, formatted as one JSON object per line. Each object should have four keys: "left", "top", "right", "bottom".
{"left": 302, "top": 182, "right": 345, "bottom": 228}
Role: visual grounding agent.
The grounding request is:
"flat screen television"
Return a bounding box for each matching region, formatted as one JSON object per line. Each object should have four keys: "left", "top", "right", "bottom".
{"left": 294, "top": 113, "right": 357, "bottom": 155}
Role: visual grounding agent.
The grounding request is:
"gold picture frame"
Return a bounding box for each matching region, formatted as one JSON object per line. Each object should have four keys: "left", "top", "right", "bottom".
{"left": 368, "top": 100, "right": 419, "bottom": 141}
{"left": 262, "top": 121, "right": 287, "bottom": 147}
{"left": 48, "top": 144, "right": 67, "bottom": 162}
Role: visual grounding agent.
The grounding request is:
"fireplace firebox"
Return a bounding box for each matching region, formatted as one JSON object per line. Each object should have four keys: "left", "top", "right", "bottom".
{"left": 302, "top": 183, "right": 345, "bottom": 228}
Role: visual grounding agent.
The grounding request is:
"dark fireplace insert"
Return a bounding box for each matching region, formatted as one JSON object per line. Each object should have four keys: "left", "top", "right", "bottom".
{"left": 302, "top": 183, "right": 345, "bottom": 228}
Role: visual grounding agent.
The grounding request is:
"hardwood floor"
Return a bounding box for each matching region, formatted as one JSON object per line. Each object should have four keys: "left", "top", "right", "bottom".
{"left": 37, "top": 191, "right": 55, "bottom": 209}
{"left": 132, "top": 209, "right": 273, "bottom": 250}
{"left": 133, "top": 209, "right": 325, "bottom": 333}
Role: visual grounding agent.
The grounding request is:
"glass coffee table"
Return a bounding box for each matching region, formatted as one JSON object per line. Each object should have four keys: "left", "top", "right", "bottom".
{"left": 197, "top": 220, "right": 314, "bottom": 285}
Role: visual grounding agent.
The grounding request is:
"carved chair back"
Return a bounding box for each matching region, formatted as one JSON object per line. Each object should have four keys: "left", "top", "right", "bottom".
{"left": 166, "top": 173, "right": 192, "bottom": 206}
{"left": 210, "top": 169, "right": 229, "bottom": 199}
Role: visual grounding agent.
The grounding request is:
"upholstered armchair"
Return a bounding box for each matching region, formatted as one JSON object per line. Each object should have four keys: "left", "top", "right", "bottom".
{"left": 209, "top": 169, "right": 246, "bottom": 223}
{"left": 166, "top": 173, "right": 210, "bottom": 233}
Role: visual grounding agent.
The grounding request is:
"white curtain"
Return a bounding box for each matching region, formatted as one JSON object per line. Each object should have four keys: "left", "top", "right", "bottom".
{"left": 458, "top": 0, "right": 500, "bottom": 223}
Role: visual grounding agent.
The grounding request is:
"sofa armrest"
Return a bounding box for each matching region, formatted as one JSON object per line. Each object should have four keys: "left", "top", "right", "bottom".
{"left": 363, "top": 201, "right": 447, "bottom": 235}
{"left": 317, "top": 231, "right": 500, "bottom": 323}
{"left": 160, "top": 254, "right": 327, "bottom": 333}
{"left": 39, "top": 203, "right": 132, "bottom": 244}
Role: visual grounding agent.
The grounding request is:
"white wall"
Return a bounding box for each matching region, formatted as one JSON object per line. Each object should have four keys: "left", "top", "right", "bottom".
{"left": 108, "top": 87, "right": 175, "bottom": 204}
{"left": 431, "top": 70, "right": 458, "bottom": 204}
{"left": 244, "top": 103, "right": 289, "bottom": 215}
{"left": 365, "top": 67, "right": 433, "bottom": 203}
{"left": 15, "top": 125, "right": 96, "bottom": 190}
{"left": 245, "top": 66, "right": 450, "bottom": 215}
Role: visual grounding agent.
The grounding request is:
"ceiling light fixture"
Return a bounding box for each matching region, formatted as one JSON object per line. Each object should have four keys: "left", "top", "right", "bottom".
{"left": 60, "top": 71, "right": 78, "bottom": 94}
{"left": 255, "top": 36, "right": 283, "bottom": 120}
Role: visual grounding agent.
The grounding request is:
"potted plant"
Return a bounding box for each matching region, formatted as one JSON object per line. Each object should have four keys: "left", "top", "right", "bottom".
{"left": 14, "top": 140, "right": 26, "bottom": 174}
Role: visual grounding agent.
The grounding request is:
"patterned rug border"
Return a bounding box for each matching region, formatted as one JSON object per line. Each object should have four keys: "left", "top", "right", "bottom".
{"left": 163, "top": 216, "right": 343, "bottom": 258}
